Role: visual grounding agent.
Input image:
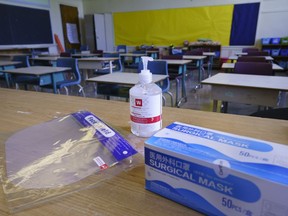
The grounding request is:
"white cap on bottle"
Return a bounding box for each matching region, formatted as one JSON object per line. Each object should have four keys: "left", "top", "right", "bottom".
{"left": 139, "top": 56, "right": 153, "bottom": 84}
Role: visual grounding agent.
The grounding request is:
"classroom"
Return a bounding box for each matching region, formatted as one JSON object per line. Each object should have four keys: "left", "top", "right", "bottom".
{"left": 0, "top": 0, "right": 288, "bottom": 215}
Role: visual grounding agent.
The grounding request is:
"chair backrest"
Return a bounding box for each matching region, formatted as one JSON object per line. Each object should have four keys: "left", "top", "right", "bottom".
{"left": 102, "top": 53, "right": 122, "bottom": 72}
{"left": 116, "top": 45, "right": 127, "bottom": 53}
{"left": 138, "top": 60, "right": 170, "bottom": 92}
{"left": 237, "top": 56, "right": 266, "bottom": 62}
{"left": 12, "top": 55, "right": 30, "bottom": 68}
{"left": 234, "top": 62, "right": 273, "bottom": 76}
{"left": 56, "top": 58, "right": 81, "bottom": 82}
{"left": 161, "top": 55, "right": 183, "bottom": 60}
{"left": 242, "top": 48, "right": 259, "bottom": 52}
{"left": 246, "top": 51, "right": 269, "bottom": 56}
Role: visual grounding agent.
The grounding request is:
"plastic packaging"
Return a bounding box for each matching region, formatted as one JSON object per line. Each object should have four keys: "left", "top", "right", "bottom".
{"left": 129, "top": 56, "right": 162, "bottom": 137}
{"left": 0, "top": 110, "right": 140, "bottom": 213}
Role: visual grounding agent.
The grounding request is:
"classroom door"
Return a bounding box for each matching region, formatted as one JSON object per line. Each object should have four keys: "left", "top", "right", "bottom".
{"left": 60, "top": 4, "right": 81, "bottom": 51}
{"left": 94, "top": 14, "right": 107, "bottom": 51}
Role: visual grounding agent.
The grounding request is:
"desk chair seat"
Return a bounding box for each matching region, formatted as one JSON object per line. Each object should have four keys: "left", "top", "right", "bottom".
{"left": 138, "top": 60, "right": 174, "bottom": 107}
{"left": 41, "top": 58, "right": 85, "bottom": 96}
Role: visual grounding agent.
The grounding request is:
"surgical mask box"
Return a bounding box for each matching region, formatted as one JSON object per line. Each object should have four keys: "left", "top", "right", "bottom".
{"left": 144, "top": 122, "right": 288, "bottom": 216}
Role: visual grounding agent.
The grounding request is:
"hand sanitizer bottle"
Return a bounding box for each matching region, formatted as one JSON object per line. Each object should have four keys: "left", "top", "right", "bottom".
{"left": 129, "top": 57, "right": 162, "bottom": 137}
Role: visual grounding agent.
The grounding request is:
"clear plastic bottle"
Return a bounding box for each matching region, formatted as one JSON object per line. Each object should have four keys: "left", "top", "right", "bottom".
{"left": 129, "top": 57, "right": 162, "bottom": 137}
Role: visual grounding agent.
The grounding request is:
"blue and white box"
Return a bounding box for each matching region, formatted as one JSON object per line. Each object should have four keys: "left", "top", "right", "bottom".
{"left": 145, "top": 122, "right": 288, "bottom": 216}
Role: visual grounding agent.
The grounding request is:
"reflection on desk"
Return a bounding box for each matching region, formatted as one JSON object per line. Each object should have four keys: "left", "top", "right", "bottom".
{"left": 0, "top": 88, "right": 288, "bottom": 216}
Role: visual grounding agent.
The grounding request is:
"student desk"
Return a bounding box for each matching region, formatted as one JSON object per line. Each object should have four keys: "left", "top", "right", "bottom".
{"left": 30, "top": 57, "right": 118, "bottom": 80}
{"left": 182, "top": 55, "right": 207, "bottom": 83}
{"left": 0, "top": 53, "right": 29, "bottom": 61}
{"left": 3, "top": 66, "right": 71, "bottom": 93}
{"left": 201, "top": 73, "right": 288, "bottom": 112}
{"left": 0, "top": 61, "right": 21, "bottom": 87}
{"left": 160, "top": 59, "right": 192, "bottom": 107}
{"left": 1, "top": 88, "right": 288, "bottom": 216}
{"left": 86, "top": 72, "right": 168, "bottom": 86}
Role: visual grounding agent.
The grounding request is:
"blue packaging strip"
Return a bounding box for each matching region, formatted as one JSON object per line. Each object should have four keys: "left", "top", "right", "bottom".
{"left": 71, "top": 111, "right": 137, "bottom": 161}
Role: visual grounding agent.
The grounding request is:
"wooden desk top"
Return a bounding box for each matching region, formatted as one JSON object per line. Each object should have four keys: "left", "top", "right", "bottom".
{"left": 86, "top": 72, "right": 168, "bottom": 85}
{"left": 202, "top": 73, "right": 288, "bottom": 90}
{"left": 3, "top": 66, "right": 70, "bottom": 75}
{"left": 222, "top": 62, "right": 283, "bottom": 71}
{"left": 1, "top": 89, "right": 288, "bottom": 216}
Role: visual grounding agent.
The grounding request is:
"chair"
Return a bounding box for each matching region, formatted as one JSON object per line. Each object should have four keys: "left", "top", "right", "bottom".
{"left": 138, "top": 60, "right": 174, "bottom": 107}
{"left": 126, "top": 50, "right": 146, "bottom": 69}
{"left": 41, "top": 58, "right": 85, "bottom": 96}
{"left": 95, "top": 53, "right": 127, "bottom": 99}
{"left": 95, "top": 53, "right": 122, "bottom": 75}
{"left": 116, "top": 45, "right": 127, "bottom": 53}
{"left": 237, "top": 56, "right": 266, "bottom": 62}
{"left": 11, "top": 55, "right": 40, "bottom": 90}
{"left": 234, "top": 62, "right": 273, "bottom": 76}
{"left": 246, "top": 51, "right": 269, "bottom": 56}
{"left": 184, "top": 49, "right": 210, "bottom": 77}
{"left": 242, "top": 48, "right": 259, "bottom": 53}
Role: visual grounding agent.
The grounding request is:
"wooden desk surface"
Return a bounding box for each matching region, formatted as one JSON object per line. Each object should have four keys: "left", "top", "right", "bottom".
{"left": 86, "top": 72, "right": 168, "bottom": 85}
{"left": 1, "top": 89, "right": 288, "bottom": 216}
{"left": 202, "top": 73, "right": 288, "bottom": 91}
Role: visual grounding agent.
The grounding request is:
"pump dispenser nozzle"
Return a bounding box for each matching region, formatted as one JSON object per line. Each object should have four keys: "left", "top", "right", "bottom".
{"left": 139, "top": 56, "right": 153, "bottom": 84}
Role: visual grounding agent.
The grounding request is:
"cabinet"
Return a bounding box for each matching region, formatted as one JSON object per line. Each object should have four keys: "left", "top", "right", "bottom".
{"left": 188, "top": 44, "right": 221, "bottom": 69}
{"left": 262, "top": 44, "right": 288, "bottom": 70}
